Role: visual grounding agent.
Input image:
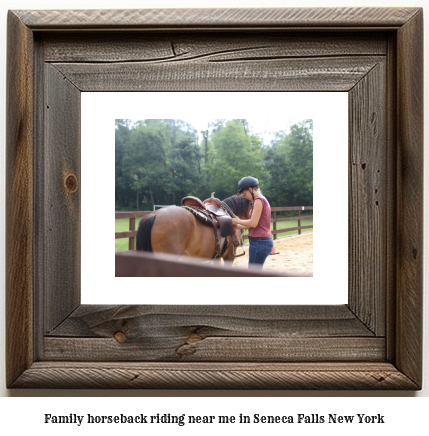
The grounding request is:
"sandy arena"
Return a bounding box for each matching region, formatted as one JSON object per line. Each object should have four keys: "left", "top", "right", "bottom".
{"left": 230, "top": 232, "right": 313, "bottom": 276}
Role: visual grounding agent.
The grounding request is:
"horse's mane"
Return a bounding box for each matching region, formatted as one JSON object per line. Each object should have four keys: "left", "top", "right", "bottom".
{"left": 222, "top": 195, "right": 251, "bottom": 218}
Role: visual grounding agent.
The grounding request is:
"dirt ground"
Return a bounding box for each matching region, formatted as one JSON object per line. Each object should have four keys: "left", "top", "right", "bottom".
{"left": 231, "top": 232, "right": 313, "bottom": 276}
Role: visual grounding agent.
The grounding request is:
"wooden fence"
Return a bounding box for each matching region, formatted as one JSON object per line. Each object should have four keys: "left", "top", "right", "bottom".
{"left": 115, "top": 206, "right": 312, "bottom": 249}
{"left": 115, "top": 211, "right": 152, "bottom": 250}
{"left": 116, "top": 250, "right": 303, "bottom": 277}
{"left": 271, "top": 206, "right": 313, "bottom": 240}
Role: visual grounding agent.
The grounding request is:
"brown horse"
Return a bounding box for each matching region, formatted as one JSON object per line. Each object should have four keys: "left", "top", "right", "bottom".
{"left": 136, "top": 195, "right": 251, "bottom": 262}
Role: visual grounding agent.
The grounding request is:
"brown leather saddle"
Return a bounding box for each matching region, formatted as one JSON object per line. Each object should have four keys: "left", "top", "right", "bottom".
{"left": 181, "top": 194, "right": 239, "bottom": 258}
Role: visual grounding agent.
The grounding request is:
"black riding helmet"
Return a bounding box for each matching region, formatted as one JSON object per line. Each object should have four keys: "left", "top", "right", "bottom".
{"left": 237, "top": 176, "right": 259, "bottom": 193}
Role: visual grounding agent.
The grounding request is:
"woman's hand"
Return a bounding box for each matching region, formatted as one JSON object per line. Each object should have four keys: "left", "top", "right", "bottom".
{"left": 232, "top": 217, "right": 246, "bottom": 230}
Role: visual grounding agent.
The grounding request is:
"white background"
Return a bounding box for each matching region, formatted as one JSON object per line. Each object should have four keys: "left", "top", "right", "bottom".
{"left": 82, "top": 92, "right": 348, "bottom": 305}
{"left": 0, "top": 0, "right": 428, "bottom": 427}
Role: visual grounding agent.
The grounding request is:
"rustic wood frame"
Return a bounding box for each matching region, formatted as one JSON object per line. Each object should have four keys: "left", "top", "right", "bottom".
{"left": 6, "top": 8, "right": 423, "bottom": 390}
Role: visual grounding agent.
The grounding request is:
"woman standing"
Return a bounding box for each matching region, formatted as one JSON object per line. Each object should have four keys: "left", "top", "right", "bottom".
{"left": 231, "top": 176, "right": 274, "bottom": 268}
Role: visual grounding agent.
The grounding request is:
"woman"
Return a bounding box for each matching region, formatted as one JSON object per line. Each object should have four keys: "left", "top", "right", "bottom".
{"left": 231, "top": 176, "right": 274, "bottom": 268}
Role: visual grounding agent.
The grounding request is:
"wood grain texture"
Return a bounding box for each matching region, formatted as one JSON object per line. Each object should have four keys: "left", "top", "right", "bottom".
{"left": 6, "top": 7, "right": 423, "bottom": 390}
{"left": 348, "top": 62, "right": 386, "bottom": 336}
{"left": 42, "top": 33, "right": 387, "bottom": 63}
{"left": 395, "top": 9, "right": 424, "bottom": 388}
{"left": 44, "top": 337, "right": 385, "bottom": 362}
{"left": 384, "top": 33, "right": 399, "bottom": 364}
{"left": 49, "top": 305, "right": 373, "bottom": 338}
{"left": 44, "top": 305, "right": 378, "bottom": 361}
{"left": 11, "top": 362, "right": 419, "bottom": 390}
{"left": 14, "top": 8, "right": 421, "bottom": 29}
{"left": 43, "top": 64, "right": 81, "bottom": 333}
{"left": 53, "top": 56, "right": 383, "bottom": 92}
{"left": 5, "top": 11, "right": 35, "bottom": 388}
{"left": 45, "top": 33, "right": 386, "bottom": 93}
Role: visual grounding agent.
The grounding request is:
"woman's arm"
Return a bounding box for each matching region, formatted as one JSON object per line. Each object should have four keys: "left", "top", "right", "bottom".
{"left": 231, "top": 198, "right": 263, "bottom": 229}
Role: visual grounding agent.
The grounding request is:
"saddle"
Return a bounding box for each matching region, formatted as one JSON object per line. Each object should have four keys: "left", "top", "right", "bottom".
{"left": 181, "top": 193, "right": 239, "bottom": 258}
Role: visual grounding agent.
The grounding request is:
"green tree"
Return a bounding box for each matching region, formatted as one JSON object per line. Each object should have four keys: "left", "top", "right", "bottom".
{"left": 118, "top": 119, "right": 203, "bottom": 209}
{"left": 286, "top": 120, "right": 313, "bottom": 205}
{"left": 205, "top": 119, "right": 268, "bottom": 199}
{"left": 163, "top": 119, "right": 202, "bottom": 203}
{"left": 264, "top": 119, "right": 313, "bottom": 206}
{"left": 115, "top": 118, "right": 313, "bottom": 210}
{"left": 115, "top": 119, "right": 134, "bottom": 209}
{"left": 121, "top": 120, "right": 169, "bottom": 209}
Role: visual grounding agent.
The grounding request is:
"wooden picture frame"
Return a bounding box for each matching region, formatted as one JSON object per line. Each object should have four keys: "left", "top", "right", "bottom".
{"left": 6, "top": 8, "right": 423, "bottom": 389}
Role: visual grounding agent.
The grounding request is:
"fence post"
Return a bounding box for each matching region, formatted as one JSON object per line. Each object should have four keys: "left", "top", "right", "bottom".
{"left": 129, "top": 217, "right": 136, "bottom": 250}
{"left": 298, "top": 209, "right": 301, "bottom": 235}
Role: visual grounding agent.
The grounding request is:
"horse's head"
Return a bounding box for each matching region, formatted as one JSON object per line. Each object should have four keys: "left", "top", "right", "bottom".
{"left": 222, "top": 195, "right": 251, "bottom": 219}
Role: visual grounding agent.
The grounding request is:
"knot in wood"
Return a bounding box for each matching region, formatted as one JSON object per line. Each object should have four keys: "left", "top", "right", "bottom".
{"left": 114, "top": 331, "right": 128, "bottom": 343}
{"left": 64, "top": 174, "right": 78, "bottom": 194}
{"left": 186, "top": 333, "right": 203, "bottom": 344}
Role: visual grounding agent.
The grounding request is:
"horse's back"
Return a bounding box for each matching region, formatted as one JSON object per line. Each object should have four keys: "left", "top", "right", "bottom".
{"left": 151, "top": 206, "right": 215, "bottom": 258}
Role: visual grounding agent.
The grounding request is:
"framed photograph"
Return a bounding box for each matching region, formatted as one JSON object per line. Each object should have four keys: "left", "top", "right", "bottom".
{"left": 84, "top": 91, "right": 346, "bottom": 305}
{"left": 6, "top": 7, "right": 423, "bottom": 389}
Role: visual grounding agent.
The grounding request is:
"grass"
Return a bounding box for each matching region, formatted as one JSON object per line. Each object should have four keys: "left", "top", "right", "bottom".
{"left": 115, "top": 218, "right": 135, "bottom": 252}
{"left": 270, "top": 220, "right": 313, "bottom": 238}
{"left": 115, "top": 216, "right": 313, "bottom": 252}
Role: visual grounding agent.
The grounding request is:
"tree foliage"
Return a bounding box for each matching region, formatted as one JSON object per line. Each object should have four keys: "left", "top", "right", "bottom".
{"left": 115, "top": 118, "right": 313, "bottom": 210}
{"left": 263, "top": 120, "right": 313, "bottom": 206}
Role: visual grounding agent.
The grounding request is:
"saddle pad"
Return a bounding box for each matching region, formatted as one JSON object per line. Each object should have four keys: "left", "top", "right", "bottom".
{"left": 182, "top": 206, "right": 212, "bottom": 226}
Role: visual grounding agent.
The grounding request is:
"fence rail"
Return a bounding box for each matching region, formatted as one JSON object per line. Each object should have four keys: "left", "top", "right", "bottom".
{"left": 270, "top": 206, "right": 313, "bottom": 240}
{"left": 116, "top": 251, "right": 303, "bottom": 277}
{"left": 115, "top": 211, "right": 152, "bottom": 250}
{"left": 115, "top": 206, "right": 313, "bottom": 249}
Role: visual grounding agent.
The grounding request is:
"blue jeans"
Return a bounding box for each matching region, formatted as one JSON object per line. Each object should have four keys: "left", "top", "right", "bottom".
{"left": 249, "top": 237, "right": 274, "bottom": 268}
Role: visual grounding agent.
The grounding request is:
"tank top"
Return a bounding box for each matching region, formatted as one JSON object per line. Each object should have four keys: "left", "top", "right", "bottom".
{"left": 249, "top": 195, "right": 271, "bottom": 238}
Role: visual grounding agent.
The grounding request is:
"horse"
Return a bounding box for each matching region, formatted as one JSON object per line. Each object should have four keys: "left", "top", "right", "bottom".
{"left": 136, "top": 195, "right": 251, "bottom": 263}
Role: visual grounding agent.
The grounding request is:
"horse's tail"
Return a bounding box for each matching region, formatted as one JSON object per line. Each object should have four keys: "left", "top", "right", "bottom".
{"left": 136, "top": 213, "right": 156, "bottom": 251}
